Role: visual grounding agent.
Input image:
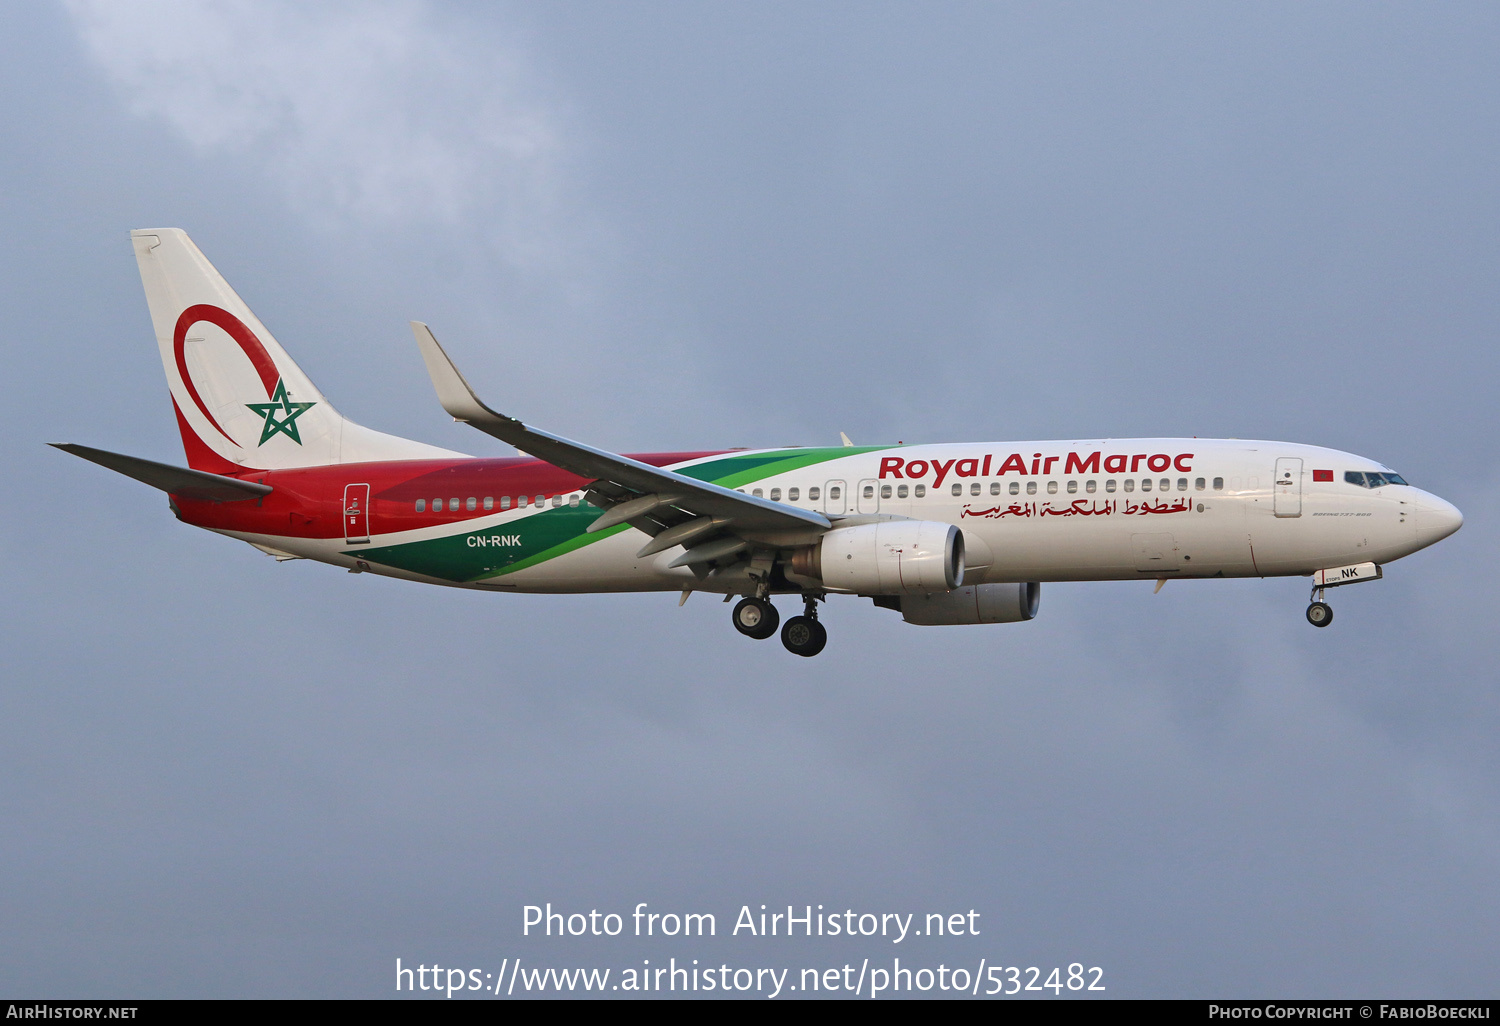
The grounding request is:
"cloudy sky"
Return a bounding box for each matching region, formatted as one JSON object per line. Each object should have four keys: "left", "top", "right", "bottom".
{"left": 2, "top": 1, "right": 1497, "bottom": 998}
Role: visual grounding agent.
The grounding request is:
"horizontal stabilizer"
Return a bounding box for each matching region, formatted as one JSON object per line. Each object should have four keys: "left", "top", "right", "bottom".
{"left": 51, "top": 443, "right": 272, "bottom": 502}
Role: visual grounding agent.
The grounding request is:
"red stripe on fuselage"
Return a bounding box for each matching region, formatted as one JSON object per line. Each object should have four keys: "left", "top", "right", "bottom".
{"left": 173, "top": 451, "right": 732, "bottom": 539}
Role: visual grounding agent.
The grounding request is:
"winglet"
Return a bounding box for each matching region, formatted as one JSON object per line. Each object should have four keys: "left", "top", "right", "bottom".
{"left": 404, "top": 322, "right": 833, "bottom": 535}
{"left": 840, "top": 432, "right": 854, "bottom": 447}
{"left": 410, "top": 321, "right": 511, "bottom": 426}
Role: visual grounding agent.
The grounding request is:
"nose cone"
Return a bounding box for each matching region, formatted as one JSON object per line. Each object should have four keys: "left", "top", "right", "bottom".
{"left": 1415, "top": 492, "right": 1463, "bottom": 546}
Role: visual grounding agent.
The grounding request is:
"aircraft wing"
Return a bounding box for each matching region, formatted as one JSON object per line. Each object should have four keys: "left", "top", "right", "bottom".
{"left": 411, "top": 323, "right": 831, "bottom": 563}
{"left": 51, "top": 443, "right": 272, "bottom": 502}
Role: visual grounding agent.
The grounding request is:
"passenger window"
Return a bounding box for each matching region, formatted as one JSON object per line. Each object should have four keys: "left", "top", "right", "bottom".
{"left": 897, "top": 484, "right": 909, "bottom": 498}
{"left": 1177, "top": 478, "right": 1187, "bottom": 491}
{"left": 830, "top": 486, "right": 841, "bottom": 500}
{"left": 880, "top": 484, "right": 892, "bottom": 498}
{"left": 1047, "top": 481, "right": 1058, "bottom": 494}
{"left": 466, "top": 497, "right": 477, "bottom": 511}
{"left": 451, "top": 497, "right": 460, "bottom": 511}
{"left": 517, "top": 495, "right": 528, "bottom": 508}
{"left": 914, "top": 484, "right": 926, "bottom": 497}
{"left": 1105, "top": 479, "right": 1116, "bottom": 493}
{"left": 1213, "top": 477, "right": 1224, "bottom": 490}
{"left": 569, "top": 494, "right": 580, "bottom": 507}
{"left": 1160, "top": 478, "right": 1171, "bottom": 491}
{"left": 1141, "top": 479, "right": 1152, "bottom": 492}
{"left": 415, "top": 499, "right": 426, "bottom": 512}
{"left": 1124, "top": 479, "right": 1135, "bottom": 493}
{"left": 809, "top": 487, "right": 820, "bottom": 501}
{"left": 551, "top": 495, "right": 561, "bottom": 507}
{"left": 484, "top": 496, "right": 494, "bottom": 510}
{"left": 1026, "top": 481, "right": 1037, "bottom": 495}
{"left": 770, "top": 487, "right": 782, "bottom": 501}
{"left": 951, "top": 483, "right": 962, "bottom": 496}
{"left": 1086, "top": 480, "right": 1097, "bottom": 493}
{"left": 970, "top": 482, "right": 980, "bottom": 496}
{"left": 1066, "top": 480, "right": 1078, "bottom": 494}
{"left": 864, "top": 485, "right": 875, "bottom": 499}
{"left": 1009, "top": 481, "right": 1020, "bottom": 495}
{"left": 1194, "top": 478, "right": 1205, "bottom": 491}
{"left": 990, "top": 482, "right": 1001, "bottom": 495}
{"left": 752, "top": 488, "right": 763, "bottom": 498}
{"left": 788, "top": 487, "right": 799, "bottom": 501}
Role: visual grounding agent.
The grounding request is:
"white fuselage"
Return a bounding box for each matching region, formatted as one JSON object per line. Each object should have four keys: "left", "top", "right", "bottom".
{"left": 219, "top": 437, "right": 1462, "bottom": 595}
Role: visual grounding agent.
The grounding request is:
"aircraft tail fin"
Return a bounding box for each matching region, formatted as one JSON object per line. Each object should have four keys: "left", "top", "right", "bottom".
{"left": 130, "top": 229, "right": 461, "bottom": 472}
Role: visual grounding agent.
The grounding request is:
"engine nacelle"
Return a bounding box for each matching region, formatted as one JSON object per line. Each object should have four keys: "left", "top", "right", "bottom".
{"left": 793, "top": 521, "right": 964, "bottom": 595}
{"left": 899, "top": 582, "right": 1041, "bottom": 626}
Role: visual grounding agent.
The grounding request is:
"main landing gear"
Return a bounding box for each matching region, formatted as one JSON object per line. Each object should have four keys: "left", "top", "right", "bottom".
{"left": 781, "top": 595, "right": 828, "bottom": 658}
{"left": 732, "top": 596, "right": 780, "bottom": 639}
{"left": 731, "top": 594, "right": 828, "bottom": 656}
{"left": 1306, "top": 585, "right": 1333, "bottom": 628}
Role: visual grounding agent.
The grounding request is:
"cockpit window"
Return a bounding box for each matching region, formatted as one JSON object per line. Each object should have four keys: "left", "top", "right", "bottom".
{"left": 1346, "top": 471, "right": 1409, "bottom": 488}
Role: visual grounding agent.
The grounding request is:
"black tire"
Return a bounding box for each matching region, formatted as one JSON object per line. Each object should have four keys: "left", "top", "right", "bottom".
{"left": 1306, "top": 602, "right": 1333, "bottom": 628}
{"left": 780, "top": 615, "right": 828, "bottom": 657}
{"left": 733, "top": 598, "right": 780, "bottom": 640}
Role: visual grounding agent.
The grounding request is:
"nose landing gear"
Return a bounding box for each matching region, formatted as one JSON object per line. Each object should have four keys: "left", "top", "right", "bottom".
{"left": 1306, "top": 585, "right": 1333, "bottom": 628}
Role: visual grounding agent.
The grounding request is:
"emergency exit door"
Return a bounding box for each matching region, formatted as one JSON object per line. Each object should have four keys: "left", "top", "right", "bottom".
{"left": 1273, "top": 458, "right": 1302, "bottom": 518}
{"left": 344, "top": 483, "right": 370, "bottom": 543}
{"left": 824, "top": 480, "right": 847, "bottom": 515}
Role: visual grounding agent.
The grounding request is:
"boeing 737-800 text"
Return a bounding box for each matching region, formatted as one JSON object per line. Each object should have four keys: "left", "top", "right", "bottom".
{"left": 55, "top": 229, "right": 1463, "bottom": 656}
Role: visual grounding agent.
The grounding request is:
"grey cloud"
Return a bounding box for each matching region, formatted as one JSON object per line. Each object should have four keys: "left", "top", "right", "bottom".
{"left": 64, "top": 0, "right": 560, "bottom": 246}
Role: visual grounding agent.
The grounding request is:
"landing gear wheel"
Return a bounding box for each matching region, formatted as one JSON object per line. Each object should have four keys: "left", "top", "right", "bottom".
{"left": 732, "top": 597, "right": 780, "bottom": 640}
{"left": 1306, "top": 602, "right": 1333, "bottom": 628}
{"left": 780, "top": 615, "right": 828, "bottom": 657}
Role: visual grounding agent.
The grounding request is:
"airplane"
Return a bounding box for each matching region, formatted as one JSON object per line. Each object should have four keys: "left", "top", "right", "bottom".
{"left": 54, "top": 229, "right": 1464, "bottom": 657}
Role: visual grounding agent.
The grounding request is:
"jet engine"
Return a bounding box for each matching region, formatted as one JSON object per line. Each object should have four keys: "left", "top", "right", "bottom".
{"left": 790, "top": 521, "right": 964, "bottom": 595}
{"left": 898, "top": 582, "right": 1041, "bottom": 625}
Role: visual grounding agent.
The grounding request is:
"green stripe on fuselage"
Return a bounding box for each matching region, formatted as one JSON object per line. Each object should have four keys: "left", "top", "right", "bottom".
{"left": 346, "top": 445, "right": 892, "bottom": 582}
{"left": 350, "top": 504, "right": 622, "bottom": 583}
{"left": 675, "top": 446, "right": 890, "bottom": 489}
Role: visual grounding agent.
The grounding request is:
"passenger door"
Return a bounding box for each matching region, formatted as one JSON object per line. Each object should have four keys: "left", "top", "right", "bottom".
{"left": 343, "top": 483, "right": 371, "bottom": 544}
{"left": 1273, "top": 458, "right": 1302, "bottom": 518}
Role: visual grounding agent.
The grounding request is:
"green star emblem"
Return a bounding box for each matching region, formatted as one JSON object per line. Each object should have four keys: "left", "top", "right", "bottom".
{"left": 245, "top": 378, "right": 316, "bottom": 445}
